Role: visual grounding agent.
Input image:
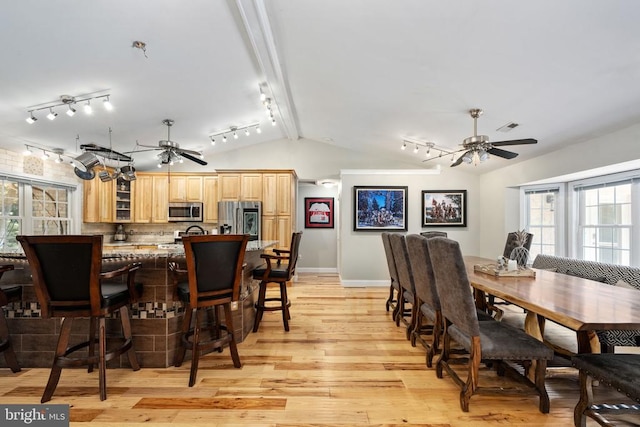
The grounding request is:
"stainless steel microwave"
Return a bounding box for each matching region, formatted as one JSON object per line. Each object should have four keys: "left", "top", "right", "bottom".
{"left": 168, "top": 202, "right": 203, "bottom": 222}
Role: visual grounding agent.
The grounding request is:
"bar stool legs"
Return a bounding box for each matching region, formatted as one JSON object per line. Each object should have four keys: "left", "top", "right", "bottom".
{"left": 253, "top": 281, "right": 291, "bottom": 332}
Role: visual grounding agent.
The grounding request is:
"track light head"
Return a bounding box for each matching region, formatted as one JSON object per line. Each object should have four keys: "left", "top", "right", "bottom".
{"left": 66, "top": 105, "right": 76, "bottom": 116}
{"left": 210, "top": 136, "right": 215, "bottom": 145}
{"left": 84, "top": 100, "right": 92, "bottom": 114}
{"left": 222, "top": 135, "right": 227, "bottom": 143}
{"left": 256, "top": 126, "right": 261, "bottom": 134}
{"left": 103, "top": 96, "right": 113, "bottom": 111}
{"left": 26, "top": 112, "right": 37, "bottom": 124}
{"left": 23, "top": 146, "right": 33, "bottom": 156}
{"left": 46, "top": 108, "right": 57, "bottom": 120}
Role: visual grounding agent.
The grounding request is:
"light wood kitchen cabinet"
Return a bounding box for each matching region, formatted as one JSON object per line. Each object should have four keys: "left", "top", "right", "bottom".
{"left": 83, "top": 174, "right": 114, "bottom": 223}
{"left": 218, "top": 173, "right": 240, "bottom": 201}
{"left": 276, "top": 215, "right": 292, "bottom": 249}
{"left": 262, "top": 173, "right": 277, "bottom": 216}
{"left": 203, "top": 176, "right": 219, "bottom": 222}
{"left": 151, "top": 175, "right": 169, "bottom": 223}
{"left": 133, "top": 174, "right": 153, "bottom": 223}
{"left": 276, "top": 173, "right": 292, "bottom": 216}
{"left": 240, "top": 173, "right": 262, "bottom": 201}
{"left": 169, "top": 175, "right": 203, "bottom": 202}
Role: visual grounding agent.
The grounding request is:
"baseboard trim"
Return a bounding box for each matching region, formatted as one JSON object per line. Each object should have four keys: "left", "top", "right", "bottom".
{"left": 339, "top": 279, "right": 389, "bottom": 288}
{"left": 296, "top": 267, "right": 338, "bottom": 274}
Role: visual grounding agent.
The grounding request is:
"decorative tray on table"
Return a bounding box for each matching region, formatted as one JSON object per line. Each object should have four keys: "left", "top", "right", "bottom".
{"left": 474, "top": 264, "right": 536, "bottom": 278}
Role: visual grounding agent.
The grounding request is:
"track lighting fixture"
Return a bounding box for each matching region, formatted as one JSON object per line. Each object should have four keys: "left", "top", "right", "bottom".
{"left": 25, "top": 92, "right": 112, "bottom": 124}
{"left": 209, "top": 122, "right": 261, "bottom": 143}
{"left": 401, "top": 142, "right": 407, "bottom": 150}
{"left": 23, "top": 145, "right": 71, "bottom": 164}
{"left": 413, "top": 145, "right": 419, "bottom": 154}
{"left": 23, "top": 146, "right": 33, "bottom": 156}
{"left": 259, "top": 84, "right": 266, "bottom": 102}
{"left": 401, "top": 139, "right": 435, "bottom": 156}
{"left": 40, "top": 150, "right": 50, "bottom": 160}
{"left": 210, "top": 136, "right": 215, "bottom": 145}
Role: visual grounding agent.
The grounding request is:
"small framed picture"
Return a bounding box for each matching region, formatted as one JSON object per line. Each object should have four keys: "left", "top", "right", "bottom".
{"left": 305, "top": 197, "right": 334, "bottom": 228}
{"left": 421, "top": 190, "right": 467, "bottom": 227}
{"left": 354, "top": 186, "right": 407, "bottom": 231}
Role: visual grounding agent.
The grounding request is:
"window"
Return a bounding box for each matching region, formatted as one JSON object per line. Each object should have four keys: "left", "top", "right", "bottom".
{"left": 574, "top": 179, "right": 633, "bottom": 265}
{"left": 522, "top": 186, "right": 564, "bottom": 260}
{"left": 0, "top": 176, "right": 75, "bottom": 252}
{"left": 0, "top": 178, "right": 20, "bottom": 252}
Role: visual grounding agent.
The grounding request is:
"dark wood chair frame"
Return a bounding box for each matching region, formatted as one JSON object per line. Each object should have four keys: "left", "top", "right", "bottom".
{"left": 0, "top": 264, "right": 21, "bottom": 373}
{"left": 17, "top": 235, "right": 142, "bottom": 402}
{"left": 173, "top": 234, "right": 249, "bottom": 387}
{"left": 252, "top": 231, "right": 302, "bottom": 332}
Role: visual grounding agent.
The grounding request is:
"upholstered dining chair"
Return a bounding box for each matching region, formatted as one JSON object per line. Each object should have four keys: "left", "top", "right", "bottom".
{"left": 406, "top": 234, "right": 442, "bottom": 367}
{"left": 174, "top": 234, "right": 249, "bottom": 387}
{"left": 420, "top": 231, "right": 448, "bottom": 238}
{"left": 17, "top": 235, "right": 142, "bottom": 402}
{"left": 252, "top": 231, "right": 302, "bottom": 332}
{"left": 427, "top": 237, "right": 553, "bottom": 413}
{"left": 389, "top": 233, "right": 416, "bottom": 339}
{"left": 0, "top": 264, "right": 21, "bottom": 373}
{"left": 381, "top": 232, "right": 400, "bottom": 316}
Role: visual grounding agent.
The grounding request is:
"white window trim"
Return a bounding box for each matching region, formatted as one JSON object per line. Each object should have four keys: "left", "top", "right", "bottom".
{"left": 569, "top": 169, "right": 640, "bottom": 264}
{"left": 520, "top": 183, "right": 566, "bottom": 257}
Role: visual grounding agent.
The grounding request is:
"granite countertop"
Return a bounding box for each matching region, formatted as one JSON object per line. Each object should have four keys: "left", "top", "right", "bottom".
{"left": 102, "top": 240, "right": 278, "bottom": 256}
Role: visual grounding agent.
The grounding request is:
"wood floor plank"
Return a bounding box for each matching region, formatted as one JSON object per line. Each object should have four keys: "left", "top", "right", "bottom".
{"left": 0, "top": 273, "right": 612, "bottom": 426}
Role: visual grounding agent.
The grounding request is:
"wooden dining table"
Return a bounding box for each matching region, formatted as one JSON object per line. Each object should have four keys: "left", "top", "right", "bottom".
{"left": 464, "top": 256, "right": 640, "bottom": 354}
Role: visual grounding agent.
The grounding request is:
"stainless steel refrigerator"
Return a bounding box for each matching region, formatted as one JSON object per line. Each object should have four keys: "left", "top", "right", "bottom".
{"left": 218, "top": 201, "right": 262, "bottom": 240}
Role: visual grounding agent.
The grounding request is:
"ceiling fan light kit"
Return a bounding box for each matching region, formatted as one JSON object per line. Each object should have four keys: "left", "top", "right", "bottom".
{"left": 416, "top": 108, "right": 538, "bottom": 167}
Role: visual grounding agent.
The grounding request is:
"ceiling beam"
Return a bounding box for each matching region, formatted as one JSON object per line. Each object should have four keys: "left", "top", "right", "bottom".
{"left": 235, "top": 0, "right": 300, "bottom": 141}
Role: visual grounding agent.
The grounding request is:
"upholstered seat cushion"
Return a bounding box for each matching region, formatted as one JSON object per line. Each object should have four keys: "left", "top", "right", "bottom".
{"left": 176, "top": 282, "right": 232, "bottom": 303}
{"left": 0, "top": 284, "right": 21, "bottom": 304}
{"left": 449, "top": 320, "right": 553, "bottom": 360}
{"left": 252, "top": 265, "right": 290, "bottom": 280}
{"left": 101, "top": 283, "right": 143, "bottom": 308}
{"left": 419, "top": 303, "right": 437, "bottom": 322}
{"left": 572, "top": 354, "right": 640, "bottom": 402}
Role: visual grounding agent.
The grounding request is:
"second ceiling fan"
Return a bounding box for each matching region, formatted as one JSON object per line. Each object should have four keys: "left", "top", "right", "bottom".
{"left": 135, "top": 119, "right": 208, "bottom": 167}
{"left": 450, "top": 108, "right": 537, "bottom": 167}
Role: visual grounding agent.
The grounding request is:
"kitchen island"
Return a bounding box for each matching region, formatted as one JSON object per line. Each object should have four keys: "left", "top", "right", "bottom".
{"left": 0, "top": 240, "right": 277, "bottom": 369}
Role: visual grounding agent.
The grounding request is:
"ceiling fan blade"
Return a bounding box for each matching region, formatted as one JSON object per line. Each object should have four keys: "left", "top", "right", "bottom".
{"left": 450, "top": 155, "right": 465, "bottom": 167}
{"left": 488, "top": 147, "right": 519, "bottom": 159}
{"left": 179, "top": 151, "right": 208, "bottom": 166}
{"left": 177, "top": 147, "right": 203, "bottom": 157}
{"left": 491, "top": 138, "right": 537, "bottom": 146}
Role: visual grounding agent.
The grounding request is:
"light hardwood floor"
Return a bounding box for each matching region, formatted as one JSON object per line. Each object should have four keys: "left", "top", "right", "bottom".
{"left": 0, "top": 273, "right": 623, "bottom": 426}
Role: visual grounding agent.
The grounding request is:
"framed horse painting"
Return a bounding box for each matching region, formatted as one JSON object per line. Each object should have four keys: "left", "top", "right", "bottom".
{"left": 421, "top": 190, "right": 467, "bottom": 227}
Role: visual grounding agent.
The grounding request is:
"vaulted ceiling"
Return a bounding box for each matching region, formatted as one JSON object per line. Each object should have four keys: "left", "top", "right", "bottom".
{"left": 2, "top": 0, "right": 640, "bottom": 173}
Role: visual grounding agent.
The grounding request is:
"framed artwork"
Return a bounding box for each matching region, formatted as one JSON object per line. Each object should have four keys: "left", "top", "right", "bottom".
{"left": 354, "top": 186, "right": 407, "bottom": 231}
{"left": 421, "top": 190, "right": 467, "bottom": 227}
{"left": 304, "top": 197, "right": 334, "bottom": 229}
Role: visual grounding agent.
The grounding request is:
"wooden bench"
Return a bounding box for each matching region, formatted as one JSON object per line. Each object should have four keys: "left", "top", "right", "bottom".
{"left": 572, "top": 354, "right": 640, "bottom": 426}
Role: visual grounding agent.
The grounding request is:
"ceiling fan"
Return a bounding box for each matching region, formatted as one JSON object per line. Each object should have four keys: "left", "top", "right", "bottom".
{"left": 449, "top": 109, "right": 537, "bottom": 167}
{"left": 135, "top": 119, "right": 207, "bottom": 167}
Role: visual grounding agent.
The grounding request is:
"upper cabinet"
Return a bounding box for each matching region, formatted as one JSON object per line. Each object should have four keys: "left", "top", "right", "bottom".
{"left": 83, "top": 171, "right": 114, "bottom": 223}
{"left": 151, "top": 175, "right": 169, "bottom": 223}
{"left": 240, "top": 173, "right": 262, "bottom": 201}
{"left": 133, "top": 174, "right": 153, "bottom": 223}
{"left": 218, "top": 173, "right": 241, "bottom": 201}
{"left": 217, "top": 172, "right": 262, "bottom": 201}
{"left": 169, "top": 175, "right": 203, "bottom": 202}
{"left": 115, "top": 177, "right": 133, "bottom": 222}
{"left": 203, "top": 176, "right": 218, "bottom": 222}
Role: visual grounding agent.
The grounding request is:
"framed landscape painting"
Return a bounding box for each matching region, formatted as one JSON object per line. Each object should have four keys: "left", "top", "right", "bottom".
{"left": 304, "top": 197, "right": 334, "bottom": 228}
{"left": 421, "top": 190, "right": 467, "bottom": 227}
{"left": 354, "top": 186, "right": 407, "bottom": 231}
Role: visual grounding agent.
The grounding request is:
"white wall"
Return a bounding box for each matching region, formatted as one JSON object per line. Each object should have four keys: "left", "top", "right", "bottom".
{"left": 339, "top": 168, "right": 479, "bottom": 285}
{"left": 296, "top": 183, "right": 339, "bottom": 272}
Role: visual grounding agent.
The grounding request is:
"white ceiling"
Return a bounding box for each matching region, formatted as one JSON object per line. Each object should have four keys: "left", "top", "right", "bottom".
{"left": 2, "top": 0, "right": 640, "bottom": 173}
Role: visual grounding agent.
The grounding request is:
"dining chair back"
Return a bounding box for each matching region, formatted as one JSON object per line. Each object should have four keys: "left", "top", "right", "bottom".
{"left": 389, "top": 233, "right": 416, "bottom": 338}
{"left": 406, "top": 234, "right": 442, "bottom": 366}
{"left": 381, "top": 232, "right": 400, "bottom": 314}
